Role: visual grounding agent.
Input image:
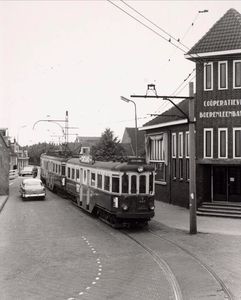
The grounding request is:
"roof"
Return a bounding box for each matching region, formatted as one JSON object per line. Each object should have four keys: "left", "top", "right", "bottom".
{"left": 121, "top": 127, "right": 145, "bottom": 155}
{"left": 186, "top": 8, "right": 241, "bottom": 57}
{"left": 142, "top": 99, "right": 189, "bottom": 129}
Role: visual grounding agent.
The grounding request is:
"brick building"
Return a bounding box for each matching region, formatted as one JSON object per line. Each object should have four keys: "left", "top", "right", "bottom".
{"left": 141, "top": 8, "right": 241, "bottom": 208}
{"left": 0, "top": 129, "right": 10, "bottom": 195}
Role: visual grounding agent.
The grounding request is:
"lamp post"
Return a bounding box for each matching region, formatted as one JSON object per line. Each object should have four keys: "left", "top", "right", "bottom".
{"left": 120, "top": 96, "right": 138, "bottom": 157}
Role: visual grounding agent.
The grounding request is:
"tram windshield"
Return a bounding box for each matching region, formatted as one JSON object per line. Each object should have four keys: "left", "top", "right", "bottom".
{"left": 122, "top": 173, "right": 129, "bottom": 193}
{"left": 120, "top": 172, "right": 154, "bottom": 195}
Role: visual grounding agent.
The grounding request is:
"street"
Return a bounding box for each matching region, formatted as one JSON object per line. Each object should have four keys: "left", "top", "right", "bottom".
{"left": 1, "top": 176, "right": 241, "bottom": 300}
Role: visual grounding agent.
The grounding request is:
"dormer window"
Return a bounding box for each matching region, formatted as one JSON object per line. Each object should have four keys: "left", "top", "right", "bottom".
{"left": 218, "top": 61, "right": 228, "bottom": 90}
{"left": 233, "top": 60, "right": 241, "bottom": 89}
{"left": 204, "top": 62, "right": 213, "bottom": 91}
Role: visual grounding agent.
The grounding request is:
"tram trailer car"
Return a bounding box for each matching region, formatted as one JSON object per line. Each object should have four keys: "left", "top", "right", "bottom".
{"left": 40, "top": 153, "right": 155, "bottom": 228}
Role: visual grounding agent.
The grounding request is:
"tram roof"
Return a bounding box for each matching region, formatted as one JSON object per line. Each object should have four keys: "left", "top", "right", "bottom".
{"left": 40, "top": 153, "right": 69, "bottom": 162}
{"left": 66, "top": 157, "right": 154, "bottom": 172}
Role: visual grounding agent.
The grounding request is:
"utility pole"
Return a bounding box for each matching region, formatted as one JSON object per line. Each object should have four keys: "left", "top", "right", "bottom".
{"left": 189, "top": 82, "right": 197, "bottom": 234}
{"left": 131, "top": 82, "right": 197, "bottom": 234}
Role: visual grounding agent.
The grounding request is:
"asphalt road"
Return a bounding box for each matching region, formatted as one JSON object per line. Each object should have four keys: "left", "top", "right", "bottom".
{"left": 1, "top": 177, "right": 172, "bottom": 300}
{"left": 1, "top": 176, "right": 241, "bottom": 300}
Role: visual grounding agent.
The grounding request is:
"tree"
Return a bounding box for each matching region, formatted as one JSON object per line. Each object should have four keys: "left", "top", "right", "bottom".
{"left": 90, "top": 128, "right": 125, "bottom": 159}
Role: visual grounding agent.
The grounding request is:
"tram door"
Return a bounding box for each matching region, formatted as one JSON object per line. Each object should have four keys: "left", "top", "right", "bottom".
{"left": 86, "top": 170, "right": 90, "bottom": 210}
{"left": 79, "top": 168, "right": 83, "bottom": 207}
{"left": 81, "top": 169, "right": 90, "bottom": 211}
{"left": 213, "top": 166, "right": 241, "bottom": 202}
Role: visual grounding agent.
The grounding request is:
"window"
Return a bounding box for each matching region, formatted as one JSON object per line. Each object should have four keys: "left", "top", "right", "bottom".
{"left": 67, "top": 167, "right": 70, "bottom": 178}
{"left": 148, "top": 135, "right": 166, "bottom": 182}
{"left": 172, "top": 133, "right": 177, "bottom": 179}
{"left": 218, "top": 128, "right": 228, "bottom": 158}
{"left": 91, "top": 172, "right": 96, "bottom": 186}
{"left": 62, "top": 165, "right": 66, "bottom": 176}
{"left": 185, "top": 132, "right": 190, "bottom": 158}
{"left": 97, "top": 174, "right": 102, "bottom": 189}
{"left": 131, "top": 175, "right": 137, "bottom": 194}
{"left": 178, "top": 132, "right": 183, "bottom": 158}
{"left": 155, "top": 162, "right": 165, "bottom": 181}
{"left": 204, "top": 62, "right": 213, "bottom": 90}
{"left": 233, "top": 128, "right": 241, "bottom": 158}
{"left": 218, "top": 61, "right": 228, "bottom": 89}
{"left": 139, "top": 175, "right": 146, "bottom": 194}
{"left": 185, "top": 132, "right": 190, "bottom": 180}
{"left": 104, "top": 175, "right": 110, "bottom": 191}
{"left": 122, "top": 173, "right": 129, "bottom": 193}
{"left": 71, "top": 168, "right": 75, "bottom": 180}
{"left": 76, "top": 169, "right": 80, "bottom": 182}
{"left": 186, "top": 159, "right": 190, "bottom": 180}
{"left": 233, "top": 60, "right": 241, "bottom": 89}
{"left": 112, "top": 176, "right": 119, "bottom": 193}
{"left": 179, "top": 159, "right": 183, "bottom": 180}
{"left": 172, "top": 133, "right": 176, "bottom": 158}
{"left": 204, "top": 129, "right": 213, "bottom": 158}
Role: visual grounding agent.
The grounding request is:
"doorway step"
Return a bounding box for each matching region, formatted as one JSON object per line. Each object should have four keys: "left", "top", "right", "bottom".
{"left": 197, "top": 202, "right": 241, "bottom": 219}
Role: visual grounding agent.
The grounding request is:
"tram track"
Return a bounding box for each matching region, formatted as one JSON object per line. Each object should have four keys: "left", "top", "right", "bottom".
{"left": 120, "top": 228, "right": 235, "bottom": 300}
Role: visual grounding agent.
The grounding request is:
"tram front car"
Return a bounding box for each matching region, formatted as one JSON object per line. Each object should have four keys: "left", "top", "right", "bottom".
{"left": 96, "top": 157, "right": 155, "bottom": 227}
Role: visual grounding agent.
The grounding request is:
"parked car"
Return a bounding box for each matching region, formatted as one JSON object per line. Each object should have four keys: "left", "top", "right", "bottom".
{"left": 19, "top": 166, "right": 33, "bottom": 176}
{"left": 19, "top": 178, "right": 46, "bottom": 200}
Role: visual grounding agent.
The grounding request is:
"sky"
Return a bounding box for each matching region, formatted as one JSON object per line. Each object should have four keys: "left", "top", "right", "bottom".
{"left": 1, "top": 0, "right": 241, "bottom": 146}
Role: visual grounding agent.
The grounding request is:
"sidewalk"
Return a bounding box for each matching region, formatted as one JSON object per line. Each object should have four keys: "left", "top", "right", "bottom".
{"left": 154, "top": 200, "right": 241, "bottom": 236}
{"left": 1, "top": 193, "right": 240, "bottom": 235}
{"left": 0, "top": 195, "right": 9, "bottom": 213}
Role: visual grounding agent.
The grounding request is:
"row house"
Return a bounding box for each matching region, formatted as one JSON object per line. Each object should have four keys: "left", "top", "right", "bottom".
{"left": 141, "top": 8, "right": 241, "bottom": 208}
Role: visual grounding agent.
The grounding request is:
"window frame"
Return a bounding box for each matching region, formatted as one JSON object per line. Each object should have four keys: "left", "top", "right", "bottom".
{"left": 204, "top": 62, "right": 213, "bottom": 91}
{"left": 233, "top": 128, "right": 241, "bottom": 158}
{"left": 178, "top": 132, "right": 183, "bottom": 158}
{"left": 233, "top": 60, "right": 241, "bottom": 89}
{"left": 218, "top": 128, "right": 228, "bottom": 159}
{"left": 218, "top": 61, "right": 228, "bottom": 90}
{"left": 204, "top": 128, "right": 213, "bottom": 159}
{"left": 172, "top": 133, "right": 177, "bottom": 158}
{"left": 185, "top": 132, "right": 190, "bottom": 158}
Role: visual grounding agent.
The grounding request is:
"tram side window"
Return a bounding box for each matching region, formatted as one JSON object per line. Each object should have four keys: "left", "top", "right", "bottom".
{"left": 59, "top": 165, "right": 61, "bottom": 174}
{"left": 53, "top": 163, "right": 55, "bottom": 173}
{"left": 62, "top": 165, "right": 66, "bottom": 176}
{"left": 76, "top": 169, "right": 80, "bottom": 182}
{"left": 91, "top": 172, "right": 96, "bottom": 186}
{"left": 67, "top": 167, "right": 70, "bottom": 178}
{"left": 131, "top": 175, "right": 137, "bottom": 194}
{"left": 112, "top": 176, "right": 119, "bottom": 193}
{"left": 104, "top": 175, "right": 110, "bottom": 191}
{"left": 149, "top": 173, "right": 154, "bottom": 194}
{"left": 97, "top": 174, "right": 102, "bottom": 189}
{"left": 139, "top": 175, "right": 146, "bottom": 194}
{"left": 71, "top": 168, "right": 75, "bottom": 180}
{"left": 122, "top": 174, "right": 129, "bottom": 193}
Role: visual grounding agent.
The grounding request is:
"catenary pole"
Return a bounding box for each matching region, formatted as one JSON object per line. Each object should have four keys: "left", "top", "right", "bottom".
{"left": 131, "top": 82, "right": 197, "bottom": 234}
{"left": 189, "top": 82, "right": 197, "bottom": 234}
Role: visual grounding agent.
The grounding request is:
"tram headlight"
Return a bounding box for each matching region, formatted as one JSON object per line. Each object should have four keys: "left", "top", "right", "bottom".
{"left": 138, "top": 166, "right": 144, "bottom": 173}
{"left": 122, "top": 204, "right": 129, "bottom": 211}
{"left": 149, "top": 205, "right": 155, "bottom": 211}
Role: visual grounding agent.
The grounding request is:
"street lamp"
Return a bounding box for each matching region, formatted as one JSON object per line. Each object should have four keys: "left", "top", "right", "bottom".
{"left": 120, "top": 96, "right": 138, "bottom": 157}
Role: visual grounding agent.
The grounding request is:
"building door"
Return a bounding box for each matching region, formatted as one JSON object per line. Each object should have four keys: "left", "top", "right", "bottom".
{"left": 213, "top": 166, "right": 241, "bottom": 202}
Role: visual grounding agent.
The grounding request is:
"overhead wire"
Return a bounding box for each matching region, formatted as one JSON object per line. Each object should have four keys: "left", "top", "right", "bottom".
{"left": 107, "top": 0, "right": 188, "bottom": 53}
{"left": 107, "top": 0, "right": 209, "bottom": 122}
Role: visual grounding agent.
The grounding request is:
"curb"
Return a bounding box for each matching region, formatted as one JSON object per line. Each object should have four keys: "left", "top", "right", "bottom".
{"left": 0, "top": 196, "right": 9, "bottom": 213}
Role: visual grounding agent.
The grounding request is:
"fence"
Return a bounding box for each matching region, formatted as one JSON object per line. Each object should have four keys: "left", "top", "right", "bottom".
{"left": 9, "top": 169, "right": 19, "bottom": 180}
